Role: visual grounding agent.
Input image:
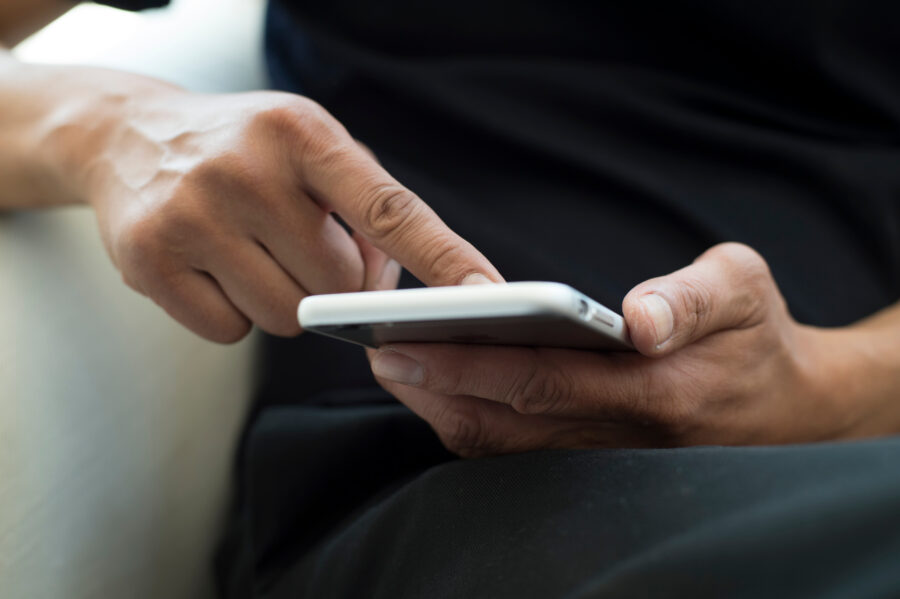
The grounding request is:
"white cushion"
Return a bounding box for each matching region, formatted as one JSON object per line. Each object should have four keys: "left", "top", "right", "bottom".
{"left": 1, "top": 1, "right": 266, "bottom": 597}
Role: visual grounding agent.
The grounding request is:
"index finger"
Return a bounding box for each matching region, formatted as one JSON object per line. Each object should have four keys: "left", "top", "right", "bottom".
{"left": 295, "top": 109, "right": 503, "bottom": 287}
{"left": 370, "top": 343, "right": 655, "bottom": 421}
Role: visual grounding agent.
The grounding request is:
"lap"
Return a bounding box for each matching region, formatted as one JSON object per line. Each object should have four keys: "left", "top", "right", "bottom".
{"left": 218, "top": 395, "right": 900, "bottom": 599}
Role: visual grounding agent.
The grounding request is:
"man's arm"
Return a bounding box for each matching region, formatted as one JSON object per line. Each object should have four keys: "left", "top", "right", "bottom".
{"left": 0, "top": 11, "right": 501, "bottom": 341}
{"left": 0, "top": 44, "right": 192, "bottom": 211}
{"left": 0, "top": 1, "right": 82, "bottom": 208}
{"left": 0, "top": 50, "right": 178, "bottom": 210}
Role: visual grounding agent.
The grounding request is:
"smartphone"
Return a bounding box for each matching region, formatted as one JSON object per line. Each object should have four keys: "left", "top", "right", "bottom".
{"left": 297, "top": 281, "right": 632, "bottom": 351}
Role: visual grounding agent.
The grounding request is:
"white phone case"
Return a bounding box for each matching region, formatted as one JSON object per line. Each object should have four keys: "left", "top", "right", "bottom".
{"left": 298, "top": 282, "right": 632, "bottom": 351}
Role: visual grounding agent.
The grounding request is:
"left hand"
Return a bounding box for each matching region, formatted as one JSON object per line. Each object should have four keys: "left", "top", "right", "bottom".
{"left": 367, "top": 243, "right": 885, "bottom": 457}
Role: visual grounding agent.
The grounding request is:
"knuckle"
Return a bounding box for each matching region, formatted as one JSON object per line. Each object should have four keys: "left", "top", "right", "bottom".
{"left": 291, "top": 96, "right": 331, "bottom": 124}
{"left": 653, "top": 405, "right": 699, "bottom": 441}
{"left": 260, "top": 99, "right": 339, "bottom": 150}
{"left": 418, "top": 237, "right": 472, "bottom": 285}
{"left": 114, "top": 197, "right": 212, "bottom": 294}
{"left": 652, "top": 395, "right": 696, "bottom": 434}
{"left": 253, "top": 101, "right": 316, "bottom": 134}
{"left": 359, "top": 183, "right": 422, "bottom": 240}
{"left": 120, "top": 270, "right": 145, "bottom": 295}
{"left": 116, "top": 214, "right": 166, "bottom": 275}
{"left": 439, "top": 367, "right": 469, "bottom": 398}
{"left": 249, "top": 100, "right": 343, "bottom": 176}
{"left": 210, "top": 318, "right": 253, "bottom": 344}
{"left": 507, "top": 351, "right": 571, "bottom": 415}
{"left": 708, "top": 241, "right": 762, "bottom": 265}
{"left": 166, "top": 200, "right": 214, "bottom": 242}
{"left": 708, "top": 242, "right": 770, "bottom": 285}
{"left": 257, "top": 315, "right": 302, "bottom": 338}
{"left": 675, "top": 278, "right": 714, "bottom": 339}
{"left": 435, "top": 404, "right": 486, "bottom": 456}
{"left": 253, "top": 104, "right": 299, "bottom": 132}
{"left": 706, "top": 242, "right": 773, "bottom": 324}
{"left": 640, "top": 367, "right": 704, "bottom": 436}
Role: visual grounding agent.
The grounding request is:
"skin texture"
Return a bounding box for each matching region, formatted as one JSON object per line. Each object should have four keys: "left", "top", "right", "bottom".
{"left": 0, "top": 53, "right": 502, "bottom": 342}
{"left": 2, "top": 9, "right": 899, "bottom": 449}
{"left": 370, "top": 244, "right": 900, "bottom": 456}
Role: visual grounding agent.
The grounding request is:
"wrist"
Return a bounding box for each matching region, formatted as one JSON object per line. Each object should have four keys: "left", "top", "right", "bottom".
{"left": 42, "top": 67, "right": 182, "bottom": 208}
{"left": 0, "top": 51, "right": 183, "bottom": 209}
{"left": 797, "top": 319, "right": 900, "bottom": 439}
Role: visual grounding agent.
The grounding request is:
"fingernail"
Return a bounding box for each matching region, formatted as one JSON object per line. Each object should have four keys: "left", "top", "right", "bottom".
{"left": 372, "top": 350, "right": 424, "bottom": 385}
{"left": 639, "top": 294, "right": 674, "bottom": 347}
{"left": 462, "top": 273, "right": 493, "bottom": 285}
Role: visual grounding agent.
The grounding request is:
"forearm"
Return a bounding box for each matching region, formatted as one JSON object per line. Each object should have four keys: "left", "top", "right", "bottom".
{"left": 804, "top": 300, "right": 900, "bottom": 437}
{"left": 0, "top": 49, "right": 178, "bottom": 210}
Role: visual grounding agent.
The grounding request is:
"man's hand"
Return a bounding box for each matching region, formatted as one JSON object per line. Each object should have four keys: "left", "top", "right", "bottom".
{"left": 30, "top": 80, "right": 500, "bottom": 342}
{"left": 1, "top": 51, "right": 500, "bottom": 342}
{"left": 369, "top": 243, "right": 900, "bottom": 456}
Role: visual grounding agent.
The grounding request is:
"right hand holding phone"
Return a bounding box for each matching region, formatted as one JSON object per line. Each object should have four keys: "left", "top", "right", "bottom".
{"left": 369, "top": 244, "right": 899, "bottom": 453}
{"left": 63, "top": 86, "right": 500, "bottom": 342}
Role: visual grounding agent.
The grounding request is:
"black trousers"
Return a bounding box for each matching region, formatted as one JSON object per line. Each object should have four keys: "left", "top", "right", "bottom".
{"left": 217, "top": 335, "right": 900, "bottom": 598}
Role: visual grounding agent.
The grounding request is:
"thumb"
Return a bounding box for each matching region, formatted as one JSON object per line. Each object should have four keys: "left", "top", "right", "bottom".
{"left": 622, "top": 243, "right": 774, "bottom": 357}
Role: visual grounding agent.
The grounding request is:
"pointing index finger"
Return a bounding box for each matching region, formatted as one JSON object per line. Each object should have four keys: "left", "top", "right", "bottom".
{"left": 297, "top": 119, "right": 502, "bottom": 287}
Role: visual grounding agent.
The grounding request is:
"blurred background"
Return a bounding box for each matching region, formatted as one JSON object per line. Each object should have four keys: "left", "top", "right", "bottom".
{"left": 2, "top": 2, "right": 267, "bottom": 598}
{"left": 15, "top": 0, "right": 266, "bottom": 91}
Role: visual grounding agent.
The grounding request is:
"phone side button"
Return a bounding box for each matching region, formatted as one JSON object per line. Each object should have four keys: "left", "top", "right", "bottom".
{"left": 590, "top": 309, "right": 614, "bottom": 327}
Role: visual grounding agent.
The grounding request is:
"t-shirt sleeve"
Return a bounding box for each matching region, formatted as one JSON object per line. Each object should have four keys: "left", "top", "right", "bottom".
{"left": 88, "top": 0, "right": 171, "bottom": 10}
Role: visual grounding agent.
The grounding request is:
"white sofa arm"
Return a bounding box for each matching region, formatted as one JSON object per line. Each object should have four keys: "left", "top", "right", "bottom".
{"left": 1, "top": 1, "right": 266, "bottom": 597}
